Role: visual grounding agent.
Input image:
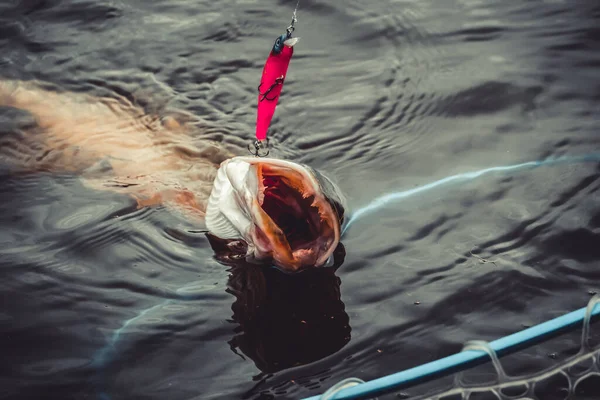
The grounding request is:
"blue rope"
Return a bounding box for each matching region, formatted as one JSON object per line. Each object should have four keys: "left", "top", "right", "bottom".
{"left": 304, "top": 301, "right": 600, "bottom": 400}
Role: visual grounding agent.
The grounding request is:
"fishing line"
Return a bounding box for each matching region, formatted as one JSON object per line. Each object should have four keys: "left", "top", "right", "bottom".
{"left": 342, "top": 153, "right": 600, "bottom": 236}
{"left": 293, "top": 0, "right": 300, "bottom": 21}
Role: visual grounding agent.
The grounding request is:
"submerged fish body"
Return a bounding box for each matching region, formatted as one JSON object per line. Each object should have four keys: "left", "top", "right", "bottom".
{"left": 0, "top": 80, "right": 344, "bottom": 272}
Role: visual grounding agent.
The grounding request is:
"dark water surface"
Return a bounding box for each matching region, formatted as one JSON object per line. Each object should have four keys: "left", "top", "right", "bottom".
{"left": 1, "top": 0, "right": 600, "bottom": 399}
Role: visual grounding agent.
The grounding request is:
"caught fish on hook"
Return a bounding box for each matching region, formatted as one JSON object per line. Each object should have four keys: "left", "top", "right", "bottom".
{"left": 0, "top": 2, "right": 347, "bottom": 273}
{"left": 0, "top": 77, "right": 346, "bottom": 273}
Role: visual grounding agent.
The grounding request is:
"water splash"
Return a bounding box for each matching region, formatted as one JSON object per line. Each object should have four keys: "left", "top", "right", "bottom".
{"left": 342, "top": 153, "right": 600, "bottom": 235}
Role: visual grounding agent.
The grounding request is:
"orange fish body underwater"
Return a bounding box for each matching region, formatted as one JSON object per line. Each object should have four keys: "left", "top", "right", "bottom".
{"left": 0, "top": 80, "right": 231, "bottom": 218}
{"left": 0, "top": 80, "right": 346, "bottom": 272}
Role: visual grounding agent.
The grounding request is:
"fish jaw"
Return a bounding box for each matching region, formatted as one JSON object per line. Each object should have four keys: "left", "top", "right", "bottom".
{"left": 205, "top": 156, "right": 342, "bottom": 272}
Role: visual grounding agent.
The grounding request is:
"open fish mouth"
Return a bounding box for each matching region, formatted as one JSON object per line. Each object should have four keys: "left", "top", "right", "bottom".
{"left": 205, "top": 157, "right": 344, "bottom": 272}
{"left": 255, "top": 161, "right": 338, "bottom": 268}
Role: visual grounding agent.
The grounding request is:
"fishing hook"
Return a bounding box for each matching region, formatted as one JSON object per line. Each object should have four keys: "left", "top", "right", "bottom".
{"left": 248, "top": 138, "right": 270, "bottom": 157}
{"left": 257, "top": 75, "right": 284, "bottom": 102}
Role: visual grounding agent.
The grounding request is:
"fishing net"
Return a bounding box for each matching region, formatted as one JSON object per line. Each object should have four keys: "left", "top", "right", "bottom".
{"left": 404, "top": 295, "right": 600, "bottom": 400}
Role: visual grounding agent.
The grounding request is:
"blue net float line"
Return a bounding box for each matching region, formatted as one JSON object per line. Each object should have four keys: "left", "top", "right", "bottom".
{"left": 305, "top": 295, "right": 600, "bottom": 400}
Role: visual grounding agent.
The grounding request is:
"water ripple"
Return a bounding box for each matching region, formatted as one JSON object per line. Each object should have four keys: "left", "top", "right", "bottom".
{"left": 1, "top": 0, "right": 600, "bottom": 399}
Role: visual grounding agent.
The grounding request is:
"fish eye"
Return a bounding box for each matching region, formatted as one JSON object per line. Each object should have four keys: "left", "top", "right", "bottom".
{"left": 273, "top": 37, "right": 282, "bottom": 53}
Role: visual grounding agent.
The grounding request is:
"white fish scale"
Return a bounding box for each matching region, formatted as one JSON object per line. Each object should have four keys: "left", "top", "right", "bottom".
{"left": 205, "top": 159, "right": 253, "bottom": 241}
{"left": 205, "top": 166, "right": 240, "bottom": 239}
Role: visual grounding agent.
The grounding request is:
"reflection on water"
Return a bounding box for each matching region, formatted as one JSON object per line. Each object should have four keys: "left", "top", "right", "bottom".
{"left": 226, "top": 244, "right": 350, "bottom": 375}
{"left": 91, "top": 243, "right": 349, "bottom": 400}
{"left": 1, "top": 0, "right": 600, "bottom": 399}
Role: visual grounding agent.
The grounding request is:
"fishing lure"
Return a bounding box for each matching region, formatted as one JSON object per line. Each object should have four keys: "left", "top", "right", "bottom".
{"left": 250, "top": 8, "right": 300, "bottom": 157}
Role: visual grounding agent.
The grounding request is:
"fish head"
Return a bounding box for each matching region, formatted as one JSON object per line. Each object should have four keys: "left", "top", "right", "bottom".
{"left": 272, "top": 33, "right": 300, "bottom": 55}
{"left": 205, "top": 156, "right": 346, "bottom": 272}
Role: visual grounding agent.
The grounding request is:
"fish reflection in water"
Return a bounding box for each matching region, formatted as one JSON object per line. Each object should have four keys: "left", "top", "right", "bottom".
{"left": 92, "top": 242, "right": 349, "bottom": 399}
{"left": 219, "top": 241, "right": 350, "bottom": 375}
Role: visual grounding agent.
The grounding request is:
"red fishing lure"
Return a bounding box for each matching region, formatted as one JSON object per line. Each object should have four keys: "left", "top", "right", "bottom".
{"left": 251, "top": 12, "right": 299, "bottom": 156}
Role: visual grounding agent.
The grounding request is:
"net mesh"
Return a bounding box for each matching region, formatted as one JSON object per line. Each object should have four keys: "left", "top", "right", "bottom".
{"left": 408, "top": 295, "right": 600, "bottom": 400}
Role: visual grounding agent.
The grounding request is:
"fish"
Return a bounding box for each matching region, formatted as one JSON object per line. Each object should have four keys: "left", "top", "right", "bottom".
{"left": 0, "top": 79, "right": 345, "bottom": 272}
{"left": 206, "top": 156, "right": 346, "bottom": 271}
